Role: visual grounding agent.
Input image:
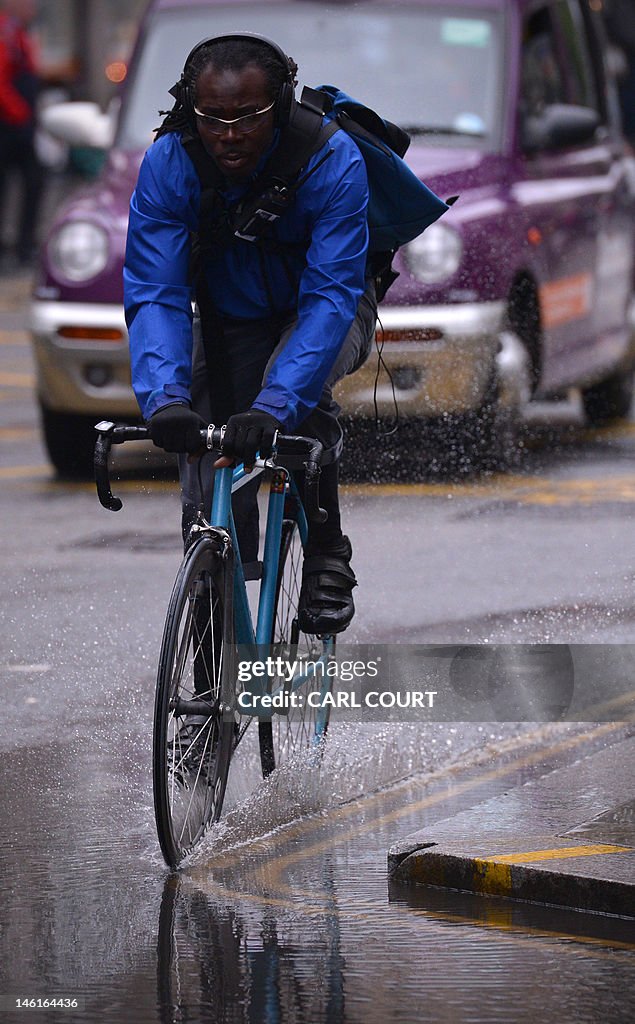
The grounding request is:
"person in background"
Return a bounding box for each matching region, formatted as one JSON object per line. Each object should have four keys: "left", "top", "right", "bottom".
{"left": 0, "top": 0, "right": 43, "bottom": 268}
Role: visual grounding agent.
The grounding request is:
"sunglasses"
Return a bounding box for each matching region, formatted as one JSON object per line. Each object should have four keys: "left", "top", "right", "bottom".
{"left": 193, "top": 100, "right": 276, "bottom": 134}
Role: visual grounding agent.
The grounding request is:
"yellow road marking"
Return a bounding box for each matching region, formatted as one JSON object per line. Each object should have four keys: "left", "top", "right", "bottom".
{"left": 479, "top": 843, "right": 631, "bottom": 865}
{"left": 193, "top": 721, "right": 627, "bottom": 889}
{"left": 586, "top": 421, "right": 635, "bottom": 440}
{"left": 583, "top": 689, "right": 635, "bottom": 718}
{"left": 342, "top": 473, "right": 635, "bottom": 505}
{"left": 0, "top": 464, "right": 50, "bottom": 479}
{"left": 341, "top": 476, "right": 528, "bottom": 499}
{"left": 0, "top": 426, "right": 37, "bottom": 441}
{"left": 248, "top": 730, "right": 633, "bottom": 896}
{"left": 0, "top": 467, "right": 178, "bottom": 489}
{"left": 0, "top": 370, "right": 35, "bottom": 387}
{"left": 0, "top": 329, "right": 28, "bottom": 344}
{"left": 184, "top": 723, "right": 635, "bottom": 952}
{"left": 5, "top": 466, "right": 635, "bottom": 505}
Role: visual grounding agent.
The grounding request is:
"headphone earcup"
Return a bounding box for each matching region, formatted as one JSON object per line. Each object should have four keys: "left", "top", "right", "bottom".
{"left": 182, "top": 82, "right": 195, "bottom": 122}
{"left": 169, "top": 75, "right": 195, "bottom": 122}
{"left": 275, "top": 81, "right": 294, "bottom": 127}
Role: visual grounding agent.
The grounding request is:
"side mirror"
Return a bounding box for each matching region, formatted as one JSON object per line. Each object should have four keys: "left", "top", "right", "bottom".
{"left": 40, "top": 101, "right": 116, "bottom": 150}
{"left": 521, "top": 104, "right": 600, "bottom": 154}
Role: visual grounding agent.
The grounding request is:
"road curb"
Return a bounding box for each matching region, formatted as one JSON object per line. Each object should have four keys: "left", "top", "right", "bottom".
{"left": 388, "top": 840, "right": 635, "bottom": 917}
{"left": 388, "top": 733, "right": 635, "bottom": 919}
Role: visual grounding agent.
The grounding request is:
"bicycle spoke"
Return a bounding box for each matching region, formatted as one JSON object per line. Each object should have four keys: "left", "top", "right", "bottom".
{"left": 259, "top": 519, "right": 334, "bottom": 776}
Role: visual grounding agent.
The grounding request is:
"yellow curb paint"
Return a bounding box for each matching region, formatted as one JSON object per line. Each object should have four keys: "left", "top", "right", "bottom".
{"left": 485, "top": 844, "right": 632, "bottom": 864}
{"left": 470, "top": 844, "right": 632, "bottom": 896}
{"left": 473, "top": 859, "right": 512, "bottom": 895}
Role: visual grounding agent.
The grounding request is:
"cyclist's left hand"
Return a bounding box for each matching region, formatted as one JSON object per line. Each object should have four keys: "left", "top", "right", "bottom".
{"left": 219, "top": 409, "right": 282, "bottom": 471}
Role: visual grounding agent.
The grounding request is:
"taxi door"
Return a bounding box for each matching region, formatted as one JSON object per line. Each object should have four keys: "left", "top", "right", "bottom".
{"left": 514, "top": 0, "right": 632, "bottom": 394}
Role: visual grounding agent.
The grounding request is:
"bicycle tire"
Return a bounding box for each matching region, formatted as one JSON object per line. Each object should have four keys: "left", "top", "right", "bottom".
{"left": 259, "top": 517, "right": 334, "bottom": 777}
{"left": 153, "top": 535, "right": 236, "bottom": 868}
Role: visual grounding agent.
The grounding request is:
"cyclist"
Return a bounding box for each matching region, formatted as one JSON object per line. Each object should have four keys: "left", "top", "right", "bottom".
{"left": 124, "top": 33, "right": 376, "bottom": 635}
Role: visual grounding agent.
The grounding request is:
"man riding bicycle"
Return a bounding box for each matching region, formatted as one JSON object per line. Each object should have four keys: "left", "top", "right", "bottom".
{"left": 124, "top": 33, "right": 376, "bottom": 636}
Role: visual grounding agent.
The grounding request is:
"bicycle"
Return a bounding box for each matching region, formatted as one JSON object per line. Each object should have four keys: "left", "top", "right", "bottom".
{"left": 94, "top": 420, "right": 336, "bottom": 869}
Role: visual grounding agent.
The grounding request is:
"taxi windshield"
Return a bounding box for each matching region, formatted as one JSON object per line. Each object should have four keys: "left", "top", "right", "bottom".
{"left": 118, "top": 3, "right": 503, "bottom": 151}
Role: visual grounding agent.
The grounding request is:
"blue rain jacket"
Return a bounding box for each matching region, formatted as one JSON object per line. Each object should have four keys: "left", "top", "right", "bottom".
{"left": 124, "top": 128, "right": 369, "bottom": 428}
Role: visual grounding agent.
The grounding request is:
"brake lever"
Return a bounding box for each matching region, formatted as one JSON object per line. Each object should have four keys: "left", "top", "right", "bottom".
{"left": 94, "top": 421, "right": 149, "bottom": 511}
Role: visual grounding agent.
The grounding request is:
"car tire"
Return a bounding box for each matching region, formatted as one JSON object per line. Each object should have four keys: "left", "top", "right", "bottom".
{"left": 41, "top": 405, "right": 97, "bottom": 479}
{"left": 444, "top": 369, "right": 522, "bottom": 475}
{"left": 581, "top": 368, "right": 634, "bottom": 426}
{"left": 340, "top": 403, "right": 521, "bottom": 481}
{"left": 460, "top": 398, "right": 521, "bottom": 474}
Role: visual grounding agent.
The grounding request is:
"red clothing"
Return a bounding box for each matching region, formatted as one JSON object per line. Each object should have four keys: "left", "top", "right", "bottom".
{"left": 0, "top": 11, "right": 37, "bottom": 127}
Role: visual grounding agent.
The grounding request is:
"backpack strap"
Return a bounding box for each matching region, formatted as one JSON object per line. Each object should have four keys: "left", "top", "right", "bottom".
{"left": 180, "top": 128, "right": 224, "bottom": 191}
{"left": 265, "top": 92, "right": 339, "bottom": 183}
{"left": 180, "top": 95, "right": 340, "bottom": 258}
{"left": 228, "top": 98, "right": 339, "bottom": 244}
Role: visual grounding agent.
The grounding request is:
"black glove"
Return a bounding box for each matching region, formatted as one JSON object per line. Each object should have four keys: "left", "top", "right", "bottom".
{"left": 148, "top": 404, "right": 207, "bottom": 454}
{"left": 222, "top": 409, "right": 282, "bottom": 469}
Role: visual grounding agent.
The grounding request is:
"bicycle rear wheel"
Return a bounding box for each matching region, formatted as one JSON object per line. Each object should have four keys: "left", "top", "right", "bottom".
{"left": 259, "top": 517, "right": 335, "bottom": 777}
{"left": 153, "top": 535, "right": 236, "bottom": 868}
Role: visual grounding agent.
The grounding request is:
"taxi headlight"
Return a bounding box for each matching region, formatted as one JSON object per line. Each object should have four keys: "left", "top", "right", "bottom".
{"left": 404, "top": 224, "right": 462, "bottom": 284}
{"left": 48, "top": 221, "right": 109, "bottom": 282}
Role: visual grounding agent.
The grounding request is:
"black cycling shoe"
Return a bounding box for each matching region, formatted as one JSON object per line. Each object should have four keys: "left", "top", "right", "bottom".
{"left": 298, "top": 535, "right": 357, "bottom": 636}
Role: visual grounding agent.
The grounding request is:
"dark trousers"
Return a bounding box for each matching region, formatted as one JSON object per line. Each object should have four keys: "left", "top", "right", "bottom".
{"left": 0, "top": 126, "right": 44, "bottom": 260}
{"left": 179, "top": 279, "right": 377, "bottom": 560}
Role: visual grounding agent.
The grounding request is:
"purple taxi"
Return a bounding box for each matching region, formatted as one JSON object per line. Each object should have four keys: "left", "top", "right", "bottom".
{"left": 32, "top": 0, "right": 635, "bottom": 476}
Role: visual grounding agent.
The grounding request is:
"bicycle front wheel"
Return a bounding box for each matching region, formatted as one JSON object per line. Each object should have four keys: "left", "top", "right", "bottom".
{"left": 153, "top": 536, "right": 236, "bottom": 868}
{"left": 259, "top": 518, "right": 334, "bottom": 777}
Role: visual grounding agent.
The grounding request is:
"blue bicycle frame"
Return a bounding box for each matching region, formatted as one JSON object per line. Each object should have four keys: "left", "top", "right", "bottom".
{"left": 211, "top": 462, "right": 306, "bottom": 650}
{"left": 210, "top": 461, "right": 333, "bottom": 726}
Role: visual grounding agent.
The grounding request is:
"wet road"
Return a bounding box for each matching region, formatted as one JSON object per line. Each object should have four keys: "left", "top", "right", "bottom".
{"left": 1, "top": 722, "right": 634, "bottom": 1023}
{"left": 1, "top": 272, "right": 635, "bottom": 1022}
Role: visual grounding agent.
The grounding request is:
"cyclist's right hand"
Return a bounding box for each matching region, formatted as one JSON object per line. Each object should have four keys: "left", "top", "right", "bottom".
{"left": 148, "top": 404, "right": 206, "bottom": 454}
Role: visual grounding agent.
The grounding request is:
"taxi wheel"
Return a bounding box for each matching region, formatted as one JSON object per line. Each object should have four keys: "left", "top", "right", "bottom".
{"left": 41, "top": 405, "right": 97, "bottom": 479}
{"left": 582, "top": 368, "right": 634, "bottom": 426}
{"left": 455, "top": 383, "right": 522, "bottom": 475}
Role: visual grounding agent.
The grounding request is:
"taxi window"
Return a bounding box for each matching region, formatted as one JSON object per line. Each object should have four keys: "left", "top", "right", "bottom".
{"left": 521, "top": 8, "right": 566, "bottom": 115}
{"left": 118, "top": 4, "right": 504, "bottom": 151}
{"left": 551, "top": 0, "right": 600, "bottom": 111}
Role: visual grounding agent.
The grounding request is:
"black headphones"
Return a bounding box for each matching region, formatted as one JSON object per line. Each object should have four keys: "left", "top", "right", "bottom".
{"left": 169, "top": 32, "right": 296, "bottom": 128}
